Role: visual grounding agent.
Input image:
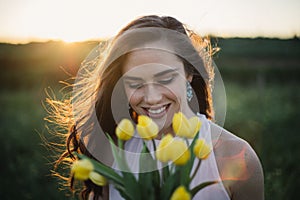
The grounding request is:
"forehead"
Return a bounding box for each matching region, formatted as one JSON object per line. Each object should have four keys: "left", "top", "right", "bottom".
{"left": 122, "top": 49, "right": 184, "bottom": 76}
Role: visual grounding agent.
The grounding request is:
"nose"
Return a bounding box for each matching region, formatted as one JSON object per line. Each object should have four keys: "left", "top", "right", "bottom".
{"left": 144, "top": 84, "right": 162, "bottom": 104}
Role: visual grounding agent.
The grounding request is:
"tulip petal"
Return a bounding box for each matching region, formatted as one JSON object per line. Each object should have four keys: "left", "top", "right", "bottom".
{"left": 189, "top": 117, "right": 202, "bottom": 138}
{"left": 71, "top": 159, "right": 94, "bottom": 180}
{"left": 170, "top": 186, "right": 191, "bottom": 200}
{"left": 172, "top": 112, "right": 191, "bottom": 138}
{"left": 156, "top": 134, "right": 174, "bottom": 162}
{"left": 137, "top": 115, "right": 159, "bottom": 140}
{"left": 116, "top": 118, "right": 134, "bottom": 141}
{"left": 89, "top": 171, "right": 107, "bottom": 186}
{"left": 171, "top": 140, "right": 190, "bottom": 165}
{"left": 193, "top": 139, "right": 211, "bottom": 160}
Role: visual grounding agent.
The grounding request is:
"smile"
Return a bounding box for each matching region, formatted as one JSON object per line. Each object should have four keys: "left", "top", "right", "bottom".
{"left": 143, "top": 104, "right": 170, "bottom": 118}
{"left": 148, "top": 106, "right": 166, "bottom": 114}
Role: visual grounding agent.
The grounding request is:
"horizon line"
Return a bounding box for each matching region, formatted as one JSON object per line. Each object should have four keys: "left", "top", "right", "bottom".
{"left": 1, "top": 34, "right": 299, "bottom": 45}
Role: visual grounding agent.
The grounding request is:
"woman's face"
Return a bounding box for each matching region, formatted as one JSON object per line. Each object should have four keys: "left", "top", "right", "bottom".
{"left": 122, "top": 49, "right": 194, "bottom": 135}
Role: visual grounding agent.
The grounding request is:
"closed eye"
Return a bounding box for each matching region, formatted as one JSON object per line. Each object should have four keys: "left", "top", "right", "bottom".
{"left": 157, "top": 74, "right": 177, "bottom": 85}
{"left": 125, "top": 81, "right": 144, "bottom": 89}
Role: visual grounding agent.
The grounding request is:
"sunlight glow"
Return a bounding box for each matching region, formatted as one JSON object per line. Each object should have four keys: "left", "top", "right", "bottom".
{"left": 0, "top": 0, "right": 299, "bottom": 43}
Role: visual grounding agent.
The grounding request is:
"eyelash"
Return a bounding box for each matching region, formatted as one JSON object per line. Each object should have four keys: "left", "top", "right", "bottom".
{"left": 126, "top": 74, "right": 176, "bottom": 89}
{"left": 128, "top": 82, "right": 143, "bottom": 89}
{"left": 157, "top": 75, "right": 175, "bottom": 85}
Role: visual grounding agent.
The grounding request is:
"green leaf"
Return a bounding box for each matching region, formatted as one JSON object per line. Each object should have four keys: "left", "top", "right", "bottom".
{"left": 122, "top": 172, "right": 141, "bottom": 200}
{"left": 139, "top": 142, "right": 157, "bottom": 171}
{"left": 106, "top": 134, "right": 140, "bottom": 200}
{"left": 160, "top": 133, "right": 201, "bottom": 199}
{"left": 190, "top": 132, "right": 199, "bottom": 160}
{"left": 76, "top": 154, "right": 123, "bottom": 186}
{"left": 179, "top": 165, "right": 190, "bottom": 187}
{"left": 179, "top": 132, "right": 200, "bottom": 186}
{"left": 114, "top": 185, "right": 131, "bottom": 200}
{"left": 160, "top": 167, "right": 181, "bottom": 200}
{"left": 162, "top": 164, "right": 170, "bottom": 184}
{"left": 138, "top": 171, "right": 156, "bottom": 200}
{"left": 190, "top": 181, "right": 218, "bottom": 197}
{"left": 138, "top": 142, "right": 160, "bottom": 200}
{"left": 106, "top": 134, "right": 131, "bottom": 173}
{"left": 113, "top": 184, "right": 132, "bottom": 200}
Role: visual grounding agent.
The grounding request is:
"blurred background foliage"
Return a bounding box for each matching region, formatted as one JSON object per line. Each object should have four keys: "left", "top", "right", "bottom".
{"left": 0, "top": 38, "right": 299, "bottom": 199}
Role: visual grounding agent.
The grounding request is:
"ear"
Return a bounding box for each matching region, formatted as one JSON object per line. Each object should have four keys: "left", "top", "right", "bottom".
{"left": 186, "top": 74, "right": 193, "bottom": 83}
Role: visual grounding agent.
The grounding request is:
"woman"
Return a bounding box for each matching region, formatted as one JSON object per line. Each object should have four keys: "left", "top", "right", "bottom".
{"left": 48, "top": 15, "right": 264, "bottom": 199}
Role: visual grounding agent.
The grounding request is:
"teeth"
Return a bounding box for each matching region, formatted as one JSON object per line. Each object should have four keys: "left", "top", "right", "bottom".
{"left": 148, "top": 106, "right": 166, "bottom": 114}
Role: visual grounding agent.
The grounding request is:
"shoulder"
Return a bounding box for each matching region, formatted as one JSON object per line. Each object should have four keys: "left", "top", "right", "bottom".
{"left": 210, "top": 122, "right": 264, "bottom": 200}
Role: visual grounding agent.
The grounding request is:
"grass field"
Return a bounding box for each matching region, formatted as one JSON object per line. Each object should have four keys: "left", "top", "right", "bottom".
{"left": 0, "top": 38, "right": 299, "bottom": 199}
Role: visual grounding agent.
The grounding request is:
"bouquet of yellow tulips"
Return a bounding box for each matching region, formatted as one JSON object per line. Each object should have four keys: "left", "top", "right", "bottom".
{"left": 71, "top": 112, "right": 217, "bottom": 200}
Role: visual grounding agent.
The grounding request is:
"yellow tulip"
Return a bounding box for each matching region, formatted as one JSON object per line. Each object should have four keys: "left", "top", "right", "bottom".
{"left": 71, "top": 159, "right": 94, "bottom": 180}
{"left": 156, "top": 134, "right": 174, "bottom": 162}
{"left": 172, "top": 112, "right": 190, "bottom": 137}
{"left": 193, "top": 139, "right": 211, "bottom": 160}
{"left": 171, "top": 140, "right": 190, "bottom": 166}
{"left": 189, "top": 116, "right": 202, "bottom": 137}
{"left": 170, "top": 186, "right": 191, "bottom": 200}
{"left": 89, "top": 171, "right": 107, "bottom": 186}
{"left": 115, "top": 118, "right": 134, "bottom": 141}
{"left": 172, "top": 112, "right": 201, "bottom": 138}
{"left": 173, "top": 143, "right": 191, "bottom": 165}
{"left": 136, "top": 115, "right": 159, "bottom": 140}
{"left": 156, "top": 135, "right": 190, "bottom": 165}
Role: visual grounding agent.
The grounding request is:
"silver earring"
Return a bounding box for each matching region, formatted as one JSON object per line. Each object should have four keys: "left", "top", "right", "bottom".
{"left": 186, "top": 81, "right": 193, "bottom": 102}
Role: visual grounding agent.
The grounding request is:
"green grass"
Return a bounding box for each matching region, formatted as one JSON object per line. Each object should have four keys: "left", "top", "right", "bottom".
{"left": 0, "top": 89, "right": 63, "bottom": 199}
{"left": 223, "top": 81, "right": 300, "bottom": 199}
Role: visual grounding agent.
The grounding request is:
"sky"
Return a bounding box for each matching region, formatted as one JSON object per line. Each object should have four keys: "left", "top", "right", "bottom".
{"left": 0, "top": 0, "right": 299, "bottom": 43}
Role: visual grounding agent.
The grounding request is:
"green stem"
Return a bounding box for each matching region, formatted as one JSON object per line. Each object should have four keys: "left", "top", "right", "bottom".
{"left": 151, "top": 139, "right": 156, "bottom": 154}
{"left": 191, "top": 181, "right": 218, "bottom": 197}
{"left": 118, "top": 139, "right": 124, "bottom": 149}
{"left": 185, "top": 138, "right": 189, "bottom": 147}
{"left": 190, "top": 159, "right": 201, "bottom": 182}
{"left": 170, "top": 163, "right": 175, "bottom": 174}
{"left": 117, "top": 138, "right": 132, "bottom": 173}
{"left": 162, "top": 162, "right": 170, "bottom": 184}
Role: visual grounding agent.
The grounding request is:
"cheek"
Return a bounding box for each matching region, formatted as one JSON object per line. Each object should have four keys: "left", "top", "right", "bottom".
{"left": 125, "top": 88, "right": 144, "bottom": 106}
{"left": 165, "top": 88, "right": 179, "bottom": 102}
{"left": 165, "top": 82, "right": 186, "bottom": 103}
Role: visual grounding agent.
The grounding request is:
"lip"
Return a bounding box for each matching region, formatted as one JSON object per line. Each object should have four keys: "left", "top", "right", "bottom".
{"left": 142, "top": 104, "right": 171, "bottom": 119}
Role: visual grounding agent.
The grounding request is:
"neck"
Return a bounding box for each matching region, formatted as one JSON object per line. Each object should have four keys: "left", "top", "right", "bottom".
{"left": 157, "top": 126, "right": 174, "bottom": 140}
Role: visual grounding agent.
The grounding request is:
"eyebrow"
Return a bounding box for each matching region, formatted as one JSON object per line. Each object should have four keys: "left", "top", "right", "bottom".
{"left": 123, "top": 68, "right": 179, "bottom": 81}
{"left": 123, "top": 76, "right": 143, "bottom": 81}
{"left": 153, "top": 68, "right": 179, "bottom": 78}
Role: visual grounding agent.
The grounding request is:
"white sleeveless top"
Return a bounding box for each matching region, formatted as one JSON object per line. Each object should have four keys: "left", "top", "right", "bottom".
{"left": 109, "top": 114, "right": 230, "bottom": 200}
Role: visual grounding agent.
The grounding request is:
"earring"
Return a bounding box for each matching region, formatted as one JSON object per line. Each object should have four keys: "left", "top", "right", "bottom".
{"left": 186, "top": 81, "right": 193, "bottom": 102}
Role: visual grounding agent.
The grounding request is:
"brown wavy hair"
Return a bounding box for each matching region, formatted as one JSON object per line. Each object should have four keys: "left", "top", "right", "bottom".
{"left": 45, "top": 15, "right": 216, "bottom": 199}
